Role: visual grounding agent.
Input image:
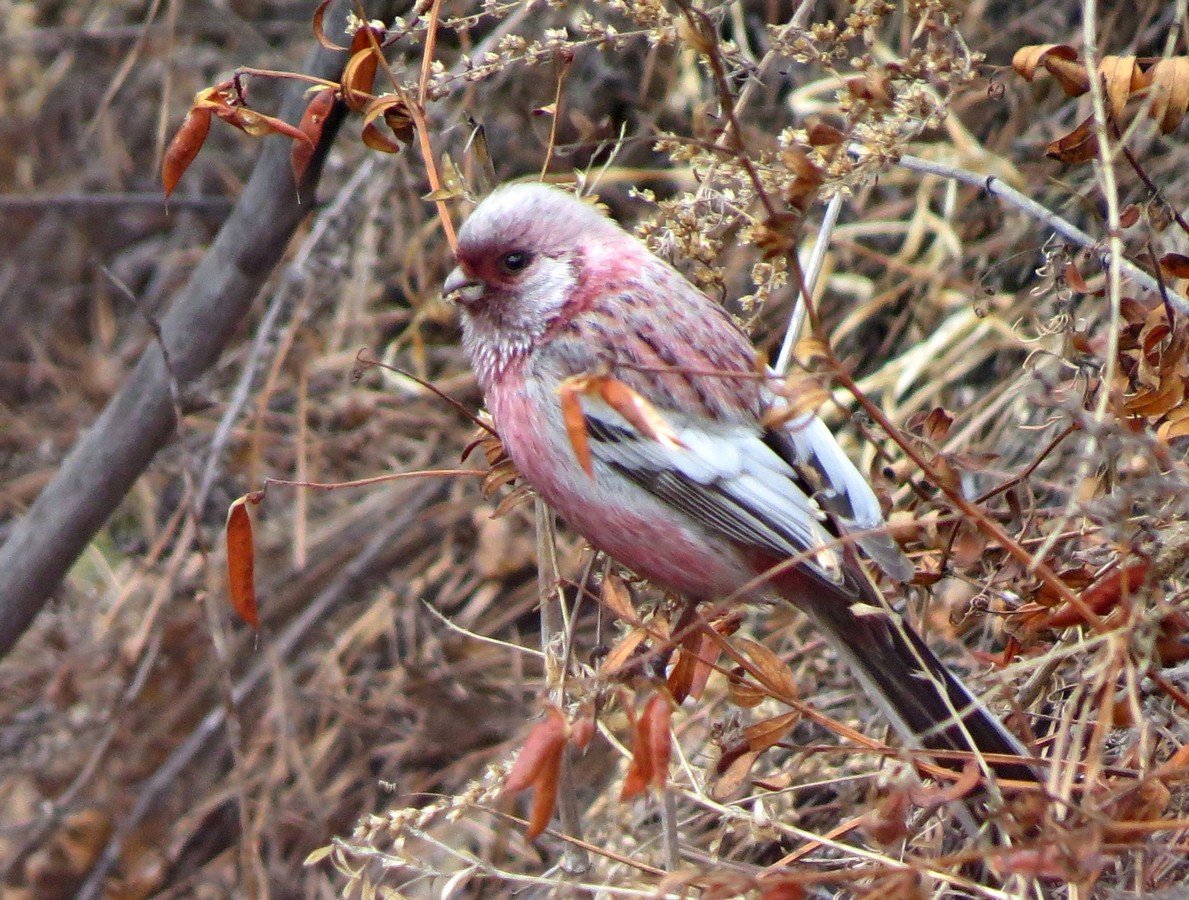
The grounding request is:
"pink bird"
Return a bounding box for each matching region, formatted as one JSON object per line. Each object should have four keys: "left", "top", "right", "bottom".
{"left": 444, "top": 182, "right": 1035, "bottom": 782}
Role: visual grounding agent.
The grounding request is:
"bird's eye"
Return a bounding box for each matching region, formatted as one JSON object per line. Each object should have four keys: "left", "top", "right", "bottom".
{"left": 498, "top": 250, "right": 532, "bottom": 275}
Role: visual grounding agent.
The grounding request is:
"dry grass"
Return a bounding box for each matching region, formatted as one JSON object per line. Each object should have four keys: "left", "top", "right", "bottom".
{"left": 1, "top": 0, "right": 1188, "bottom": 896}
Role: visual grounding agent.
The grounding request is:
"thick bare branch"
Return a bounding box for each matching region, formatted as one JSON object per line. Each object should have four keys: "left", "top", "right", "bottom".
{"left": 0, "top": 0, "right": 407, "bottom": 658}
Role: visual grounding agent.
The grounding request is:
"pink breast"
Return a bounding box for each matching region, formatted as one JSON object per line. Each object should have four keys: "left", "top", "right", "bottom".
{"left": 488, "top": 374, "right": 751, "bottom": 601}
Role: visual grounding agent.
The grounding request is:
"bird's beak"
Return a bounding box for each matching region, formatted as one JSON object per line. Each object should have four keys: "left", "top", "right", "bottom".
{"left": 443, "top": 265, "right": 483, "bottom": 307}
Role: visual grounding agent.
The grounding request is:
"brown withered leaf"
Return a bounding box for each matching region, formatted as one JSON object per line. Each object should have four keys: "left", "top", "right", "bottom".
{"left": 1159, "top": 252, "right": 1189, "bottom": 280}
{"left": 597, "top": 377, "right": 685, "bottom": 451}
{"left": 1147, "top": 57, "right": 1189, "bottom": 133}
{"left": 1041, "top": 558, "right": 1149, "bottom": 629}
{"left": 360, "top": 94, "right": 414, "bottom": 153}
{"left": 600, "top": 627, "right": 649, "bottom": 679}
{"left": 1011, "top": 44, "right": 1078, "bottom": 82}
{"left": 162, "top": 107, "right": 212, "bottom": 197}
{"left": 341, "top": 47, "right": 380, "bottom": 111}
{"left": 711, "top": 747, "right": 760, "bottom": 801}
{"left": 226, "top": 491, "right": 264, "bottom": 628}
{"left": 863, "top": 787, "right": 911, "bottom": 846}
{"left": 1100, "top": 56, "right": 1150, "bottom": 120}
{"left": 291, "top": 88, "right": 338, "bottom": 185}
{"left": 621, "top": 693, "right": 672, "bottom": 799}
{"left": 504, "top": 706, "right": 568, "bottom": 840}
{"left": 734, "top": 638, "right": 799, "bottom": 702}
{"left": 600, "top": 572, "right": 640, "bottom": 624}
{"left": 1064, "top": 262, "right": 1091, "bottom": 293}
{"left": 311, "top": 0, "right": 346, "bottom": 50}
{"left": 1045, "top": 115, "right": 1099, "bottom": 165}
{"left": 744, "top": 711, "right": 799, "bottom": 753}
{"left": 1119, "top": 204, "right": 1141, "bottom": 228}
{"left": 668, "top": 627, "right": 719, "bottom": 703}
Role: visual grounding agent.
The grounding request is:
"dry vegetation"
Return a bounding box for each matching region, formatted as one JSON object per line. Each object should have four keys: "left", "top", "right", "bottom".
{"left": 2, "top": 0, "right": 1189, "bottom": 896}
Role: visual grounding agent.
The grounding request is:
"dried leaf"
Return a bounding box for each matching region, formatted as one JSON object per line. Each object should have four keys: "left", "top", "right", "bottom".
{"left": 360, "top": 95, "right": 414, "bottom": 154}
{"left": 600, "top": 572, "right": 639, "bottom": 623}
{"left": 806, "top": 121, "right": 845, "bottom": 146}
{"left": 570, "top": 707, "right": 596, "bottom": 751}
{"left": 341, "top": 47, "right": 380, "bottom": 110}
{"left": 668, "top": 628, "right": 719, "bottom": 703}
{"left": 601, "top": 627, "right": 649, "bottom": 678}
{"left": 504, "top": 706, "right": 567, "bottom": 838}
{"left": 1159, "top": 252, "right": 1189, "bottom": 280}
{"left": 864, "top": 787, "right": 911, "bottom": 845}
{"left": 162, "top": 107, "right": 212, "bottom": 198}
{"left": 1099, "top": 56, "right": 1147, "bottom": 121}
{"left": 1011, "top": 44, "right": 1078, "bottom": 82}
{"left": 291, "top": 88, "right": 338, "bottom": 185}
{"left": 1147, "top": 57, "right": 1189, "bottom": 133}
{"left": 621, "top": 693, "right": 671, "bottom": 799}
{"left": 727, "top": 666, "right": 766, "bottom": 708}
{"left": 1064, "top": 262, "right": 1091, "bottom": 294}
{"left": 1045, "top": 115, "right": 1099, "bottom": 165}
{"left": 744, "top": 711, "right": 798, "bottom": 753}
{"left": 597, "top": 378, "right": 685, "bottom": 451}
{"left": 311, "top": 0, "right": 347, "bottom": 50}
{"left": 711, "top": 747, "right": 760, "bottom": 801}
{"left": 557, "top": 377, "right": 594, "bottom": 477}
{"left": 226, "top": 492, "right": 263, "bottom": 628}
{"left": 735, "top": 638, "right": 799, "bottom": 702}
{"left": 1042, "top": 558, "right": 1149, "bottom": 628}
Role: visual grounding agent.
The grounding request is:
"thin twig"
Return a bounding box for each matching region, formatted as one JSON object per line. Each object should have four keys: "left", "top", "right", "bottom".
{"left": 888, "top": 151, "right": 1189, "bottom": 315}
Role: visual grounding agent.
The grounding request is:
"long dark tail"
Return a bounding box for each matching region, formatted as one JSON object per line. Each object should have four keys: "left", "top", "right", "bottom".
{"left": 769, "top": 563, "right": 1038, "bottom": 783}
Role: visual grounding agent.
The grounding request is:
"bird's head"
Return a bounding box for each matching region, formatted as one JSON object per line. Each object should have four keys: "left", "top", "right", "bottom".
{"left": 444, "top": 183, "right": 624, "bottom": 357}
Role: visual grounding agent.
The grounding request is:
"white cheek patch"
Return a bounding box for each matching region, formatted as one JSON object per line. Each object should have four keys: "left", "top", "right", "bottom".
{"left": 513, "top": 257, "right": 575, "bottom": 332}
{"left": 458, "top": 256, "right": 577, "bottom": 376}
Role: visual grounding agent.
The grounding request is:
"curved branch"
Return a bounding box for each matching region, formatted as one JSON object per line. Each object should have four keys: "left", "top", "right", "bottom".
{"left": 0, "top": 0, "right": 406, "bottom": 658}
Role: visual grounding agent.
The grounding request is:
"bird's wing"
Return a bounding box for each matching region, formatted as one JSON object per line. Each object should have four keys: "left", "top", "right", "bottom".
{"left": 763, "top": 408, "right": 915, "bottom": 583}
{"left": 580, "top": 396, "right": 849, "bottom": 588}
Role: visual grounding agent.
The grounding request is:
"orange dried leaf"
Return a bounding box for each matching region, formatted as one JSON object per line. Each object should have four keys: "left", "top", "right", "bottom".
{"left": 1045, "top": 115, "right": 1099, "bottom": 165}
{"left": 291, "top": 88, "right": 338, "bottom": 185}
{"left": 1147, "top": 57, "right": 1189, "bottom": 133}
{"left": 601, "top": 627, "right": 648, "bottom": 678}
{"left": 864, "top": 787, "right": 911, "bottom": 845}
{"left": 727, "top": 666, "right": 766, "bottom": 708}
{"left": 162, "top": 107, "right": 212, "bottom": 198}
{"left": 711, "top": 747, "right": 760, "bottom": 801}
{"left": 736, "top": 638, "right": 799, "bottom": 702}
{"left": 645, "top": 693, "right": 673, "bottom": 791}
{"left": 622, "top": 693, "right": 671, "bottom": 799}
{"left": 1159, "top": 252, "right": 1189, "bottom": 280}
{"left": 525, "top": 746, "right": 563, "bottom": 840}
{"left": 558, "top": 379, "right": 594, "bottom": 477}
{"left": 1064, "top": 262, "right": 1090, "bottom": 294}
{"left": 341, "top": 47, "right": 380, "bottom": 110}
{"left": 311, "top": 0, "right": 347, "bottom": 50}
{"left": 570, "top": 712, "right": 596, "bottom": 751}
{"left": 1011, "top": 44, "right": 1078, "bottom": 82}
{"left": 597, "top": 378, "right": 685, "bottom": 451}
{"left": 1043, "top": 559, "right": 1149, "bottom": 628}
{"left": 907, "top": 759, "right": 981, "bottom": 809}
{"left": 225, "top": 492, "right": 263, "bottom": 628}
{"left": 744, "top": 710, "right": 799, "bottom": 754}
{"left": 360, "top": 95, "right": 414, "bottom": 153}
{"left": 505, "top": 706, "right": 567, "bottom": 794}
{"left": 668, "top": 628, "right": 720, "bottom": 703}
{"left": 600, "top": 572, "right": 639, "bottom": 623}
{"left": 1100, "top": 56, "right": 1147, "bottom": 121}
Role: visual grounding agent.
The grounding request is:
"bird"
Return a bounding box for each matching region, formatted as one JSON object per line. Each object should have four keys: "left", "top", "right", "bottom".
{"left": 443, "top": 181, "right": 1036, "bottom": 784}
